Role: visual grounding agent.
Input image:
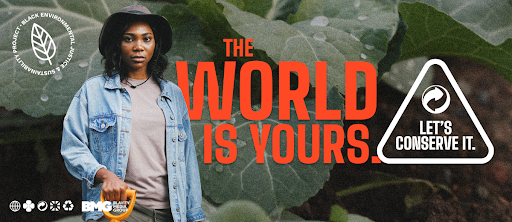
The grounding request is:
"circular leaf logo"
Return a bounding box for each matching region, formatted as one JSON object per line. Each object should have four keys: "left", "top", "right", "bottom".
{"left": 11, "top": 12, "right": 75, "bottom": 76}
{"left": 31, "top": 23, "right": 56, "bottom": 65}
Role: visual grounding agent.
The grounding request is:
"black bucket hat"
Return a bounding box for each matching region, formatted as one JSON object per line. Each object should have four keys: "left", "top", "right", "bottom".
{"left": 99, "top": 5, "right": 173, "bottom": 56}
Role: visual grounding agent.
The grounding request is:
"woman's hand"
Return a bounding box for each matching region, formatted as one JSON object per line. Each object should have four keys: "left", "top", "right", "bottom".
{"left": 96, "top": 168, "right": 129, "bottom": 201}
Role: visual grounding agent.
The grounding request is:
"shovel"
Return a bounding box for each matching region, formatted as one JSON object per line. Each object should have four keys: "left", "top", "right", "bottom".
{"left": 100, "top": 189, "right": 137, "bottom": 222}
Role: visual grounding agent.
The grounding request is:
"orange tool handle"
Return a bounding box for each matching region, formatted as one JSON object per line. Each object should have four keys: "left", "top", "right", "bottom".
{"left": 100, "top": 189, "right": 137, "bottom": 222}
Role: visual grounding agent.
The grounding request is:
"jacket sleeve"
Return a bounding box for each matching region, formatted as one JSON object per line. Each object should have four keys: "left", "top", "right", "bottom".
{"left": 61, "top": 87, "right": 106, "bottom": 190}
{"left": 182, "top": 108, "right": 206, "bottom": 222}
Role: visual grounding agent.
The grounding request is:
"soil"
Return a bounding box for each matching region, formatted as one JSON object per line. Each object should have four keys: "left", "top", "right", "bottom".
{"left": 2, "top": 57, "right": 512, "bottom": 222}
{"left": 290, "top": 57, "right": 512, "bottom": 222}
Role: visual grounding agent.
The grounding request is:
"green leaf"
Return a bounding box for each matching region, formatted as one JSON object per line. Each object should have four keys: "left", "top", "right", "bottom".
{"left": 160, "top": 7, "right": 211, "bottom": 63}
{"left": 347, "top": 214, "right": 375, "bottom": 222}
{"left": 330, "top": 204, "right": 349, "bottom": 222}
{"left": 192, "top": 89, "right": 344, "bottom": 213}
{"left": 201, "top": 198, "right": 218, "bottom": 220}
{"left": 278, "top": 209, "right": 374, "bottom": 222}
{"left": 187, "top": 0, "right": 243, "bottom": 58}
{"left": 404, "top": 183, "right": 429, "bottom": 212}
{"left": 281, "top": 211, "right": 307, "bottom": 220}
{"left": 224, "top": 0, "right": 301, "bottom": 21}
{"left": 336, "top": 171, "right": 454, "bottom": 198}
{"left": 210, "top": 200, "right": 272, "bottom": 222}
{"left": 289, "top": 0, "right": 396, "bottom": 29}
{"left": 376, "top": 12, "right": 407, "bottom": 80}
{"left": 278, "top": 211, "right": 327, "bottom": 222}
{"left": 266, "top": 0, "right": 302, "bottom": 21}
{"left": 217, "top": 0, "right": 398, "bottom": 94}
{"left": 223, "top": 0, "right": 274, "bottom": 18}
{"left": 158, "top": 4, "right": 215, "bottom": 81}
{"left": 381, "top": 57, "right": 434, "bottom": 97}
{"left": 401, "top": 0, "right": 512, "bottom": 45}
{"left": 0, "top": 0, "right": 165, "bottom": 117}
{"left": 397, "top": 2, "right": 512, "bottom": 82}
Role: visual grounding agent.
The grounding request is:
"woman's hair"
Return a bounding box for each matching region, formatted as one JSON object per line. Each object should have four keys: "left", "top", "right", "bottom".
{"left": 101, "top": 18, "right": 168, "bottom": 80}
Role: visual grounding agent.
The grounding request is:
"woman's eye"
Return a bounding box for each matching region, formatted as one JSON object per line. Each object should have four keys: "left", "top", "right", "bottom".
{"left": 123, "top": 36, "right": 133, "bottom": 42}
{"left": 143, "top": 37, "right": 151, "bottom": 42}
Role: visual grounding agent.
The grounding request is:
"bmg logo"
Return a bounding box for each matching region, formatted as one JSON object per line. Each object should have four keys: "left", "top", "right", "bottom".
{"left": 82, "top": 201, "right": 129, "bottom": 212}
{"left": 81, "top": 201, "right": 112, "bottom": 212}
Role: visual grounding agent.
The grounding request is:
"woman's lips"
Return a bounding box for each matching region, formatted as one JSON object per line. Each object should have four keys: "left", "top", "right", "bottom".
{"left": 131, "top": 56, "right": 145, "bottom": 63}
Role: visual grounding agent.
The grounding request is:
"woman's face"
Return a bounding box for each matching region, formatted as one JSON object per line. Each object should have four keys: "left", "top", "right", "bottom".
{"left": 120, "top": 21, "right": 155, "bottom": 74}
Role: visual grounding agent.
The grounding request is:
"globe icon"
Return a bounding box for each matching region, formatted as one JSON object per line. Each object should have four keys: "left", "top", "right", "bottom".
{"left": 10, "top": 200, "right": 21, "bottom": 212}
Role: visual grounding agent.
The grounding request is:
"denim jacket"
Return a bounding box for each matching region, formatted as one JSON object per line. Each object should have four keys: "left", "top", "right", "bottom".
{"left": 61, "top": 74, "right": 205, "bottom": 222}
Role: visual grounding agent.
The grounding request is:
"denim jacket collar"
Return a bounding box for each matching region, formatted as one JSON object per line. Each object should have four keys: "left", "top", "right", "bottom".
{"left": 104, "top": 73, "right": 122, "bottom": 90}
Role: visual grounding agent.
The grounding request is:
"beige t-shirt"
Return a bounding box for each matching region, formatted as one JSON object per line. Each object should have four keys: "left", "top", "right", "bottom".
{"left": 122, "top": 77, "right": 170, "bottom": 209}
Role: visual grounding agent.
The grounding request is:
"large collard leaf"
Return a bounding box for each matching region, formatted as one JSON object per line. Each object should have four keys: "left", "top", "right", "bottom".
{"left": 289, "top": 0, "right": 407, "bottom": 81}
{"left": 397, "top": 2, "right": 512, "bottom": 82}
{"left": 401, "top": 0, "right": 512, "bottom": 46}
{"left": 223, "top": 0, "right": 301, "bottom": 21}
{"left": 185, "top": 0, "right": 287, "bottom": 67}
{"left": 289, "top": 0, "right": 396, "bottom": 30}
{"left": 0, "top": 1, "right": 164, "bottom": 117}
{"left": 218, "top": 0, "right": 398, "bottom": 94}
{"left": 157, "top": 4, "right": 214, "bottom": 81}
{"left": 190, "top": 87, "right": 344, "bottom": 213}
{"left": 173, "top": 0, "right": 347, "bottom": 212}
{"left": 223, "top": 0, "right": 273, "bottom": 18}
{"left": 159, "top": 4, "right": 212, "bottom": 66}
{"left": 186, "top": 0, "right": 243, "bottom": 59}
{"left": 265, "top": 0, "right": 302, "bottom": 21}
{"left": 381, "top": 57, "right": 434, "bottom": 97}
{"left": 376, "top": 0, "right": 512, "bottom": 46}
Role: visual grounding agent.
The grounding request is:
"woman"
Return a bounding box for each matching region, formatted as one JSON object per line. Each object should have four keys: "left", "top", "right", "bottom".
{"left": 61, "top": 5, "right": 205, "bottom": 222}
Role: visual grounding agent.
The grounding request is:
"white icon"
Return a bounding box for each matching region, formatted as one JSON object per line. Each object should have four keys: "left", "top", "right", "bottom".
{"left": 10, "top": 200, "right": 21, "bottom": 212}
{"left": 23, "top": 200, "right": 35, "bottom": 212}
{"left": 422, "top": 85, "right": 450, "bottom": 114}
{"left": 31, "top": 23, "right": 56, "bottom": 65}
{"left": 377, "top": 59, "right": 494, "bottom": 164}
{"left": 50, "top": 200, "right": 60, "bottom": 212}
{"left": 37, "top": 201, "right": 48, "bottom": 211}
{"left": 63, "top": 200, "right": 74, "bottom": 211}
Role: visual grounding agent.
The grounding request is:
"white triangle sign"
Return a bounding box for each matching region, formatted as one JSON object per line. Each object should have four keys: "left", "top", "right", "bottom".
{"left": 377, "top": 59, "right": 494, "bottom": 164}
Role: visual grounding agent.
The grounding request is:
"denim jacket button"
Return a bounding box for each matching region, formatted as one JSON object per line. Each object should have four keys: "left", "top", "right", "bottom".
{"left": 176, "top": 207, "right": 180, "bottom": 212}
{"left": 172, "top": 161, "right": 177, "bottom": 166}
{"left": 173, "top": 137, "right": 177, "bottom": 142}
{"left": 171, "top": 114, "right": 174, "bottom": 120}
{"left": 173, "top": 184, "right": 178, "bottom": 189}
{"left": 101, "top": 123, "right": 106, "bottom": 128}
